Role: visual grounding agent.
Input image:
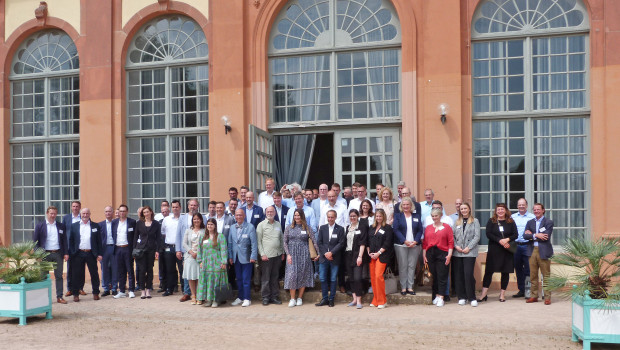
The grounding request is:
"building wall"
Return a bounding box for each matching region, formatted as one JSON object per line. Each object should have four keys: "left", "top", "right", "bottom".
{"left": 0, "top": 0, "right": 618, "bottom": 250}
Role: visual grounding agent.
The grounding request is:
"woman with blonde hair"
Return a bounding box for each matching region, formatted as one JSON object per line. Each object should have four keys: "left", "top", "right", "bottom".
{"left": 452, "top": 202, "right": 480, "bottom": 306}
{"left": 375, "top": 187, "right": 396, "bottom": 225}
{"left": 367, "top": 209, "right": 394, "bottom": 309}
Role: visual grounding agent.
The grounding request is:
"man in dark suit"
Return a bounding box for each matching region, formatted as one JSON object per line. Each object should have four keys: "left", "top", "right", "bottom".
{"left": 99, "top": 206, "right": 117, "bottom": 296}
{"left": 62, "top": 200, "right": 82, "bottom": 297}
{"left": 271, "top": 192, "right": 289, "bottom": 235}
{"left": 316, "top": 210, "right": 346, "bottom": 307}
{"left": 523, "top": 203, "right": 554, "bottom": 305}
{"left": 393, "top": 187, "right": 422, "bottom": 215}
{"left": 112, "top": 204, "right": 138, "bottom": 299}
{"left": 33, "top": 205, "right": 68, "bottom": 304}
{"left": 69, "top": 208, "right": 102, "bottom": 302}
{"left": 244, "top": 191, "right": 265, "bottom": 229}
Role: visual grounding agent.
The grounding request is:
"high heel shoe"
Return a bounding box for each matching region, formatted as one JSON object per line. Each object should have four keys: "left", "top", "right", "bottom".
{"left": 477, "top": 295, "right": 488, "bottom": 302}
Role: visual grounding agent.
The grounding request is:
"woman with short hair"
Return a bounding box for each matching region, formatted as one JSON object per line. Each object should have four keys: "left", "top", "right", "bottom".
{"left": 423, "top": 208, "right": 454, "bottom": 307}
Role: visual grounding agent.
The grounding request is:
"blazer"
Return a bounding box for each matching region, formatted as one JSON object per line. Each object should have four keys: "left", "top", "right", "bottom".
{"left": 62, "top": 213, "right": 79, "bottom": 241}
{"left": 244, "top": 205, "right": 265, "bottom": 228}
{"left": 217, "top": 214, "right": 236, "bottom": 242}
{"left": 98, "top": 220, "right": 112, "bottom": 247}
{"left": 33, "top": 220, "right": 68, "bottom": 256}
{"left": 345, "top": 222, "right": 369, "bottom": 267}
{"left": 175, "top": 213, "right": 207, "bottom": 253}
{"left": 133, "top": 220, "right": 161, "bottom": 252}
{"left": 452, "top": 218, "right": 481, "bottom": 258}
{"left": 367, "top": 224, "right": 394, "bottom": 264}
{"left": 393, "top": 201, "right": 422, "bottom": 216}
{"left": 69, "top": 220, "right": 102, "bottom": 257}
{"left": 392, "top": 211, "right": 423, "bottom": 245}
{"left": 523, "top": 216, "right": 554, "bottom": 259}
{"left": 227, "top": 221, "right": 258, "bottom": 264}
{"left": 111, "top": 218, "right": 137, "bottom": 252}
{"left": 317, "top": 223, "right": 346, "bottom": 265}
{"left": 271, "top": 204, "right": 290, "bottom": 232}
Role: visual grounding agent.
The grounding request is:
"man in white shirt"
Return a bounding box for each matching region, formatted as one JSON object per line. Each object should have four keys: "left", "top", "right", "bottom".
{"left": 62, "top": 201, "right": 81, "bottom": 297}
{"left": 511, "top": 198, "right": 536, "bottom": 298}
{"left": 154, "top": 200, "right": 170, "bottom": 222}
{"left": 258, "top": 177, "right": 276, "bottom": 209}
{"left": 348, "top": 185, "right": 374, "bottom": 213}
{"left": 320, "top": 191, "right": 349, "bottom": 227}
{"left": 423, "top": 200, "right": 454, "bottom": 228}
{"left": 331, "top": 183, "right": 347, "bottom": 207}
{"left": 33, "top": 205, "right": 69, "bottom": 303}
{"left": 311, "top": 183, "right": 329, "bottom": 220}
{"left": 160, "top": 200, "right": 182, "bottom": 296}
{"left": 113, "top": 204, "right": 138, "bottom": 299}
{"left": 99, "top": 206, "right": 117, "bottom": 296}
{"left": 69, "top": 208, "right": 103, "bottom": 302}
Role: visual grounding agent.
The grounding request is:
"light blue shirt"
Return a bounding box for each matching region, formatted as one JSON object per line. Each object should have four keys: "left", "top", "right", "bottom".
{"left": 245, "top": 205, "right": 254, "bottom": 223}
{"left": 534, "top": 215, "right": 544, "bottom": 247}
{"left": 419, "top": 201, "right": 446, "bottom": 222}
{"left": 511, "top": 211, "right": 536, "bottom": 242}
{"left": 285, "top": 205, "right": 318, "bottom": 235}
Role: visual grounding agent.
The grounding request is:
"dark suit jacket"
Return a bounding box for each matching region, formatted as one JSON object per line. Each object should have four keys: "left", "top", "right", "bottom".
{"left": 271, "top": 204, "right": 290, "bottom": 232}
{"left": 62, "top": 213, "right": 79, "bottom": 241}
{"left": 392, "top": 211, "right": 423, "bottom": 245}
{"left": 111, "top": 218, "right": 137, "bottom": 253}
{"left": 367, "top": 224, "right": 394, "bottom": 264}
{"left": 69, "top": 220, "right": 102, "bottom": 257}
{"left": 134, "top": 220, "right": 161, "bottom": 252}
{"left": 394, "top": 201, "right": 422, "bottom": 216}
{"left": 317, "top": 224, "right": 346, "bottom": 265}
{"left": 98, "top": 220, "right": 113, "bottom": 247}
{"left": 523, "top": 217, "right": 554, "bottom": 259}
{"left": 345, "top": 222, "right": 369, "bottom": 267}
{"left": 245, "top": 205, "right": 265, "bottom": 228}
{"left": 33, "top": 220, "right": 68, "bottom": 256}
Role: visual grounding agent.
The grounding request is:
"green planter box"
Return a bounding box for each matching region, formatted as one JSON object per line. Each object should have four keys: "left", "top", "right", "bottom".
{"left": 0, "top": 275, "right": 53, "bottom": 326}
{"left": 572, "top": 292, "right": 620, "bottom": 350}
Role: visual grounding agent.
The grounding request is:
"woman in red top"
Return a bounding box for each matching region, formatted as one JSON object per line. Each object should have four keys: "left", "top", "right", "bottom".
{"left": 423, "top": 208, "right": 454, "bottom": 307}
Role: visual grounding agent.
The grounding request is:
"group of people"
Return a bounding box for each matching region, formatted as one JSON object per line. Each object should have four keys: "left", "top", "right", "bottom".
{"left": 33, "top": 179, "right": 554, "bottom": 309}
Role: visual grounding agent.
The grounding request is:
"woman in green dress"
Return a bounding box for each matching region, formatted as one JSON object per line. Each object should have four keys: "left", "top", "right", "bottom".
{"left": 197, "top": 218, "right": 228, "bottom": 307}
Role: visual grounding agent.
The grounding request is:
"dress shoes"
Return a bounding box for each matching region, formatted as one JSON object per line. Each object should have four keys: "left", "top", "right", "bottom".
{"left": 73, "top": 296, "right": 80, "bottom": 302}
{"left": 65, "top": 291, "right": 72, "bottom": 297}
{"left": 526, "top": 297, "right": 539, "bottom": 303}
{"left": 101, "top": 291, "right": 111, "bottom": 297}
{"left": 328, "top": 300, "right": 334, "bottom": 307}
{"left": 162, "top": 290, "right": 172, "bottom": 296}
{"left": 111, "top": 291, "right": 118, "bottom": 296}
{"left": 157, "top": 288, "right": 165, "bottom": 293}
{"left": 315, "top": 299, "right": 329, "bottom": 307}
{"left": 93, "top": 294, "right": 100, "bottom": 301}
{"left": 544, "top": 299, "right": 552, "bottom": 305}
{"left": 179, "top": 294, "right": 191, "bottom": 302}
{"left": 443, "top": 296, "right": 451, "bottom": 302}
{"left": 270, "top": 298, "right": 282, "bottom": 305}
{"left": 57, "top": 297, "right": 67, "bottom": 304}
{"left": 262, "top": 299, "right": 270, "bottom": 306}
{"left": 512, "top": 290, "right": 525, "bottom": 298}
{"left": 79, "top": 290, "right": 87, "bottom": 296}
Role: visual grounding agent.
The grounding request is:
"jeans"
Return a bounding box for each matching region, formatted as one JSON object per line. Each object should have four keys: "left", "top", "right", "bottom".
{"left": 101, "top": 245, "right": 118, "bottom": 292}
{"left": 319, "top": 262, "right": 339, "bottom": 301}
{"left": 514, "top": 244, "right": 530, "bottom": 292}
{"left": 235, "top": 258, "right": 253, "bottom": 301}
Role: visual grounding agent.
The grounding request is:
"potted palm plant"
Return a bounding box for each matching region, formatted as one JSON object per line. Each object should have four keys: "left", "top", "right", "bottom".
{"left": 546, "top": 237, "right": 620, "bottom": 350}
{"left": 0, "top": 241, "right": 56, "bottom": 325}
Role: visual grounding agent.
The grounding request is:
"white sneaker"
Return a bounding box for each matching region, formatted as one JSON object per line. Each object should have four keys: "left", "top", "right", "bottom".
{"left": 128, "top": 291, "right": 135, "bottom": 298}
{"left": 369, "top": 303, "right": 376, "bottom": 307}
{"left": 288, "top": 299, "right": 296, "bottom": 307}
{"left": 204, "top": 300, "right": 212, "bottom": 307}
{"left": 458, "top": 299, "right": 466, "bottom": 306}
{"left": 471, "top": 300, "right": 478, "bottom": 307}
{"left": 242, "top": 300, "right": 251, "bottom": 307}
{"left": 113, "top": 292, "right": 126, "bottom": 299}
{"left": 436, "top": 298, "right": 445, "bottom": 307}
{"left": 377, "top": 304, "right": 386, "bottom": 309}
{"left": 211, "top": 301, "right": 219, "bottom": 308}
{"left": 231, "top": 298, "right": 243, "bottom": 306}
{"left": 296, "top": 298, "right": 303, "bottom": 306}
{"left": 432, "top": 297, "right": 439, "bottom": 305}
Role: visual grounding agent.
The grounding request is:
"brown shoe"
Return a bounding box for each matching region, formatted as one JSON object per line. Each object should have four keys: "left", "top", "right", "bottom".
{"left": 544, "top": 299, "right": 551, "bottom": 305}
{"left": 57, "top": 297, "right": 67, "bottom": 304}
{"left": 526, "top": 297, "right": 539, "bottom": 303}
{"left": 79, "top": 290, "right": 87, "bottom": 296}
{"left": 93, "top": 294, "right": 100, "bottom": 301}
{"left": 179, "top": 294, "right": 191, "bottom": 302}
{"left": 73, "top": 296, "right": 80, "bottom": 302}
{"left": 65, "top": 291, "right": 72, "bottom": 297}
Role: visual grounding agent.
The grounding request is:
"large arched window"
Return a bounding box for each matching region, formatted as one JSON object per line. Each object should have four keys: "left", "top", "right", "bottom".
{"left": 126, "top": 16, "right": 209, "bottom": 211}
{"left": 10, "top": 30, "right": 80, "bottom": 242}
{"left": 471, "top": 0, "right": 589, "bottom": 244}
{"left": 269, "top": 0, "right": 402, "bottom": 124}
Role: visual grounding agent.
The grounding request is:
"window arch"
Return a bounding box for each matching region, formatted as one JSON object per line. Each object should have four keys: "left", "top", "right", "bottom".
{"left": 10, "top": 30, "right": 80, "bottom": 242}
{"left": 471, "top": 0, "right": 590, "bottom": 245}
{"left": 126, "top": 16, "right": 209, "bottom": 211}
{"left": 269, "top": 0, "right": 401, "bottom": 124}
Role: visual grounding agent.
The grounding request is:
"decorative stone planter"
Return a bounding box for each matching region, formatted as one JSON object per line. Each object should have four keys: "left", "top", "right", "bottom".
{"left": 0, "top": 275, "right": 53, "bottom": 326}
{"left": 571, "top": 290, "right": 620, "bottom": 350}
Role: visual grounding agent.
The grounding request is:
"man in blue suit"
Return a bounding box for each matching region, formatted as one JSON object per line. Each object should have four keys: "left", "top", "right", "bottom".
{"left": 244, "top": 192, "right": 264, "bottom": 228}
{"left": 228, "top": 209, "right": 258, "bottom": 307}
{"left": 99, "top": 206, "right": 118, "bottom": 296}
{"left": 523, "top": 203, "right": 554, "bottom": 305}
{"left": 112, "top": 204, "right": 137, "bottom": 299}
{"left": 33, "top": 205, "right": 68, "bottom": 304}
{"left": 315, "top": 210, "right": 346, "bottom": 307}
{"left": 175, "top": 198, "right": 207, "bottom": 302}
{"left": 62, "top": 200, "right": 82, "bottom": 297}
{"left": 69, "top": 208, "right": 102, "bottom": 302}
{"left": 271, "top": 192, "right": 289, "bottom": 233}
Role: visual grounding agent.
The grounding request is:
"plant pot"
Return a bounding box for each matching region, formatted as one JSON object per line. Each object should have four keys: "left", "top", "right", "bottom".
{"left": 0, "top": 275, "right": 53, "bottom": 326}
{"left": 572, "top": 293, "right": 620, "bottom": 350}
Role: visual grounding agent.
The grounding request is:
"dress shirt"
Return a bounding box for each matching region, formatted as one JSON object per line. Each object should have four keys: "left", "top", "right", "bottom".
{"left": 215, "top": 215, "right": 226, "bottom": 234}
{"left": 449, "top": 213, "right": 459, "bottom": 226}
{"left": 319, "top": 202, "right": 349, "bottom": 227}
{"left": 79, "top": 221, "right": 92, "bottom": 250}
{"left": 45, "top": 221, "right": 60, "bottom": 250}
{"left": 161, "top": 216, "right": 180, "bottom": 245}
{"left": 245, "top": 205, "right": 255, "bottom": 223}
{"left": 258, "top": 191, "right": 275, "bottom": 209}
{"left": 348, "top": 197, "right": 375, "bottom": 213}
{"left": 420, "top": 201, "right": 434, "bottom": 222}
{"left": 511, "top": 211, "right": 536, "bottom": 242}
{"left": 285, "top": 205, "right": 318, "bottom": 233}
{"left": 105, "top": 220, "right": 113, "bottom": 245}
{"left": 116, "top": 219, "right": 129, "bottom": 245}
{"left": 534, "top": 215, "right": 544, "bottom": 247}
{"left": 256, "top": 219, "right": 284, "bottom": 258}
{"left": 154, "top": 212, "right": 168, "bottom": 222}
{"left": 71, "top": 214, "right": 81, "bottom": 224}
{"left": 405, "top": 216, "right": 414, "bottom": 241}
{"left": 274, "top": 205, "right": 283, "bottom": 223}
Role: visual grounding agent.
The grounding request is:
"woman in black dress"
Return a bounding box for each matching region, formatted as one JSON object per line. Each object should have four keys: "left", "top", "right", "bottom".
{"left": 133, "top": 205, "right": 161, "bottom": 299}
{"left": 344, "top": 209, "right": 368, "bottom": 309}
{"left": 477, "top": 203, "right": 518, "bottom": 302}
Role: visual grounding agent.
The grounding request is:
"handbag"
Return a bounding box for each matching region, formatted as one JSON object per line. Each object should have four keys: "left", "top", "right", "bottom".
{"left": 383, "top": 267, "right": 398, "bottom": 295}
{"left": 132, "top": 248, "right": 145, "bottom": 259}
{"left": 214, "top": 283, "right": 233, "bottom": 303}
{"left": 501, "top": 225, "right": 517, "bottom": 254}
{"left": 308, "top": 237, "right": 318, "bottom": 259}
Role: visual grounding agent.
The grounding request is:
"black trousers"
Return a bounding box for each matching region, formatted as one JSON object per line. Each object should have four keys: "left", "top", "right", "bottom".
{"left": 136, "top": 250, "right": 156, "bottom": 290}
{"left": 337, "top": 252, "right": 346, "bottom": 289}
{"left": 345, "top": 251, "right": 364, "bottom": 296}
{"left": 116, "top": 246, "right": 135, "bottom": 293}
{"left": 72, "top": 250, "right": 100, "bottom": 295}
{"left": 453, "top": 256, "right": 476, "bottom": 301}
{"left": 163, "top": 246, "right": 179, "bottom": 292}
{"left": 427, "top": 246, "right": 449, "bottom": 298}
{"left": 482, "top": 268, "right": 509, "bottom": 290}
{"left": 43, "top": 251, "right": 64, "bottom": 298}
{"left": 260, "top": 256, "right": 282, "bottom": 300}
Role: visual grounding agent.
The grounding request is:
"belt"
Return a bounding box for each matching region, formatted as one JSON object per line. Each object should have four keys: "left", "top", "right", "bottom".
{"left": 117, "top": 244, "right": 129, "bottom": 248}
{"left": 165, "top": 243, "right": 176, "bottom": 248}
{"left": 80, "top": 249, "right": 91, "bottom": 252}
{"left": 46, "top": 249, "right": 60, "bottom": 253}
{"left": 107, "top": 244, "right": 115, "bottom": 246}
{"left": 517, "top": 242, "right": 529, "bottom": 246}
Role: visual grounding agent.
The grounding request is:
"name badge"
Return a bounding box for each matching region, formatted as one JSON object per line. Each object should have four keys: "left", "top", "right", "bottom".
{"left": 242, "top": 234, "right": 248, "bottom": 239}
{"left": 254, "top": 214, "right": 260, "bottom": 218}
{"left": 91, "top": 229, "right": 97, "bottom": 233}
{"left": 457, "top": 225, "right": 462, "bottom": 229}
{"left": 137, "top": 238, "right": 141, "bottom": 243}
{"left": 225, "top": 225, "right": 230, "bottom": 229}
{"left": 540, "top": 227, "right": 546, "bottom": 232}
{"left": 379, "top": 229, "right": 385, "bottom": 234}
{"left": 413, "top": 210, "right": 416, "bottom": 213}
{"left": 355, "top": 230, "right": 361, "bottom": 235}
{"left": 165, "top": 247, "right": 171, "bottom": 252}
{"left": 128, "top": 228, "right": 134, "bottom": 232}
{"left": 413, "top": 218, "right": 419, "bottom": 222}
{"left": 301, "top": 231, "right": 307, "bottom": 235}
{"left": 59, "top": 230, "right": 64, "bottom": 233}
{"left": 331, "top": 234, "right": 338, "bottom": 239}
{"left": 203, "top": 240, "right": 209, "bottom": 244}
{"left": 499, "top": 226, "right": 504, "bottom": 232}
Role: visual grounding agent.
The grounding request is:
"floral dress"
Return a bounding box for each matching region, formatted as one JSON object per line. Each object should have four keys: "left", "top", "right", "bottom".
{"left": 196, "top": 233, "right": 228, "bottom": 301}
{"left": 283, "top": 224, "right": 318, "bottom": 290}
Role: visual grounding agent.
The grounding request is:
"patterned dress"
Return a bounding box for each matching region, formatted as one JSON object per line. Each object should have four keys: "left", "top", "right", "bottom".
{"left": 182, "top": 229, "right": 204, "bottom": 280}
{"left": 196, "top": 233, "right": 228, "bottom": 301}
{"left": 283, "top": 224, "right": 318, "bottom": 290}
